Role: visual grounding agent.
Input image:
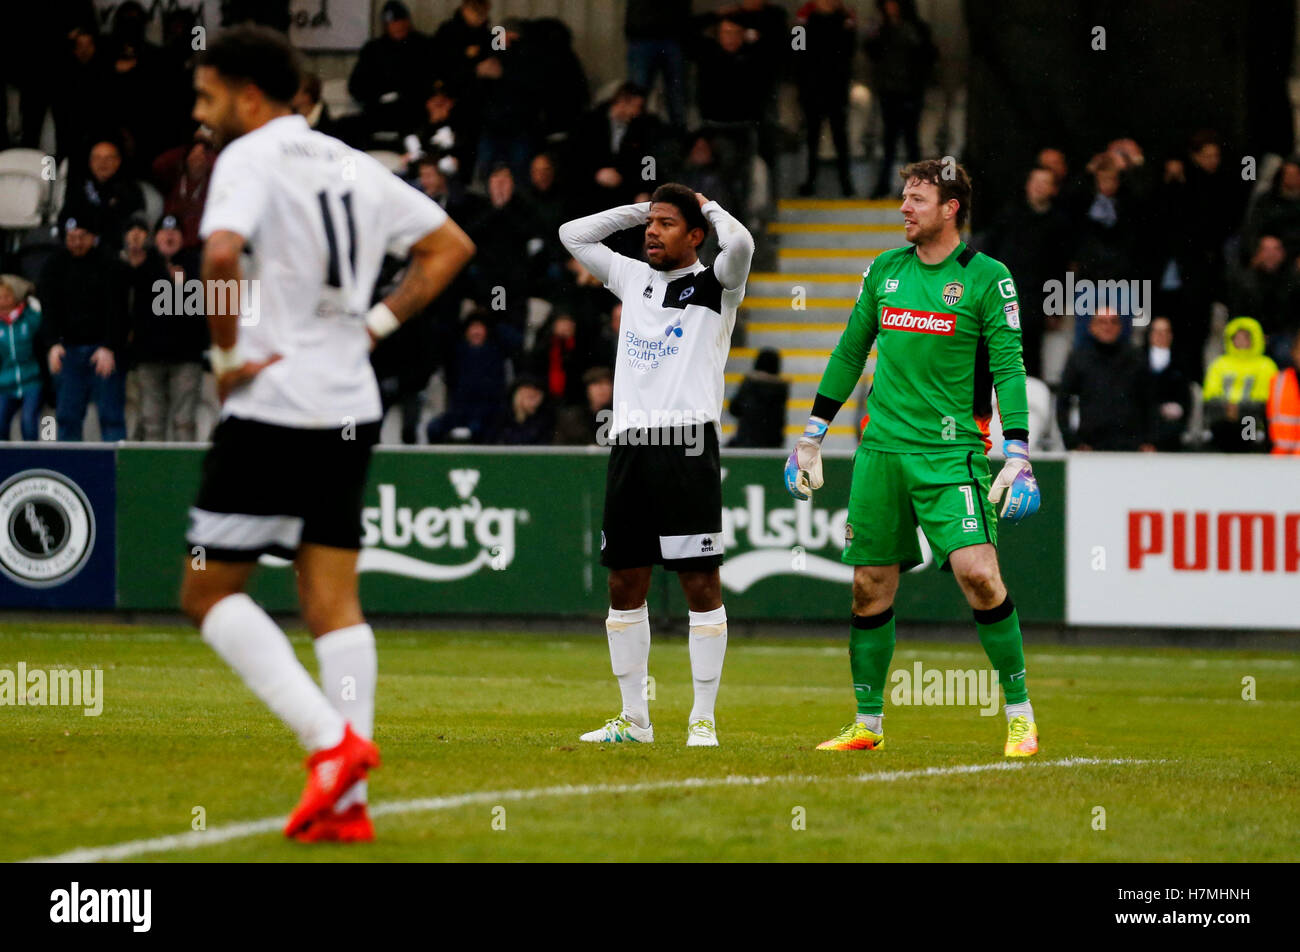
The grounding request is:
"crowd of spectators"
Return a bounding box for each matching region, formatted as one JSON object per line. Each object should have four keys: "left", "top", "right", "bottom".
{"left": 1, "top": 2, "right": 1297, "bottom": 455}
{"left": 0, "top": 0, "right": 807, "bottom": 446}
{"left": 977, "top": 135, "right": 1300, "bottom": 454}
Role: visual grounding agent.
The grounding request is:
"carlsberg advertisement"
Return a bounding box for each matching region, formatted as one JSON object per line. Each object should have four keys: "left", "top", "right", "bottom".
{"left": 115, "top": 447, "right": 1065, "bottom": 622}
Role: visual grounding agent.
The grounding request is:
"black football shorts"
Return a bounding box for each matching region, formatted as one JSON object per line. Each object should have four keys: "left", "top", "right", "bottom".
{"left": 600, "top": 423, "right": 724, "bottom": 572}
{"left": 186, "top": 415, "right": 380, "bottom": 562}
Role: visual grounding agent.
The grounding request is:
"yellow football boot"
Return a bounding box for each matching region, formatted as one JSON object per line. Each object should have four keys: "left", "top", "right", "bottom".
{"left": 1004, "top": 715, "right": 1039, "bottom": 757}
{"left": 816, "top": 721, "right": 885, "bottom": 751}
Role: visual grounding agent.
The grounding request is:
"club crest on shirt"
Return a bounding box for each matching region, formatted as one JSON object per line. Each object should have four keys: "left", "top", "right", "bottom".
{"left": 678, "top": 285, "right": 695, "bottom": 302}
{"left": 942, "top": 281, "right": 964, "bottom": 306}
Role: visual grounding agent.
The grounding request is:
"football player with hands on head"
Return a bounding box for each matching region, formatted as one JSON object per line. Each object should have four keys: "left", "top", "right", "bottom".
{"left": 560, "top": 185, "right": 754, "bottom": 748}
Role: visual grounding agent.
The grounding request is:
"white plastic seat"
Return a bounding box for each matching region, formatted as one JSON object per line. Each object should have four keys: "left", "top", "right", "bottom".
{"left": 365, "top": 150, "right": 405, "bottom": 173}
{"left": 139, "top": 179, "right": 163, "bottom": 228}
{"left": 48, "top": 158, "right": 69, "bottom": 222}
{"left": 321, "top": 78, "right": 359, "bottom": 118}
{"left": 0, "top": 148, "right": 49, "bottom": 178}
{"left": 989, "top": 375, "right": 1055, "bottom": 454}
{"left": 0, "top": 148, "right": 51, "bottom": 228}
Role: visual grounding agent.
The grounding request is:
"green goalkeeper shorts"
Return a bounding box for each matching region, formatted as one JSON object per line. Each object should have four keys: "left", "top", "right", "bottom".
{"left": 843, "top": 448, "right": 999, "bottom": 571}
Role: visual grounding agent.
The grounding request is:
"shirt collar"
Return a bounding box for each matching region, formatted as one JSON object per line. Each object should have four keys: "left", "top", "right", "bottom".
{"left": 657, "top": 261, "right": 701, "bottom": 281}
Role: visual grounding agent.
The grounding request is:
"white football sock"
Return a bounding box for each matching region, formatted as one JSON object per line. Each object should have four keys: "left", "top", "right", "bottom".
{"left": 314, "top": 623, "right": 376, "bottom": 810}
{"left": 606, "top": 604, "right": 651, "bottom": 728}
{"left": 200, "top": 593, "right": 344, "bottom": 752}
{"left": 1006, "top": 701, "right": 1035, "bottom": 723}
{"left": 855, "top": 713, "right": 883, "bottom": 732}
{"left": 688, "top": 606, "right": 727, "bottom": 725}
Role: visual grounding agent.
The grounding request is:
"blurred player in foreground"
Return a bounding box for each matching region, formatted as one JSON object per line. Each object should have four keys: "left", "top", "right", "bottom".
{"left": 785, "top": 159, "right": 1041, "bottom": 756}
{"left": 178, "top": 26, "right": 474, "bottom": 840}
{"left": 559, "top": 184, "right": 754, "bottom": 746}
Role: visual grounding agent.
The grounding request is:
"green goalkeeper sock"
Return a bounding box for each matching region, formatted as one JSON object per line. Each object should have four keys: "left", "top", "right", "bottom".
{"left": 850, "top": 609, "right": 896, "bottom": 716}
{"left": 974, "top": 596, "right": 1029, "bottom": 706}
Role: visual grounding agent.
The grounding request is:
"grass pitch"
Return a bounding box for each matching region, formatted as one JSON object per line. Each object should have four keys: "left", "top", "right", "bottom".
{"left": 2, "top": 621, "right": 1297, "bottom": 862}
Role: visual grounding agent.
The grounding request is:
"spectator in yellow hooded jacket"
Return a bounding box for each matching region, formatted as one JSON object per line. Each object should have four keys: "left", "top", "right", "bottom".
{"left": 1203, "top": 316, "right": 1278, "bottom": 452}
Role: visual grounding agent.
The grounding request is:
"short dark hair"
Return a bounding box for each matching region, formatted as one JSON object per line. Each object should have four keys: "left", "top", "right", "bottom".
{"left": 1189, "top": 128, "right": 1221, "bottom": 153}
{"left": 650, "top": 183, "right": 708, "bottom": 239}
{"left": 899, "top": 158, "right": 973, "bottom": 229}
{"left": 754, "top": 348, "right": 781, "bottom": 375}
{"left": 613, "top": 81, "right": 648, "bottom": 103}
{"left": 199, "top": 25, "right": 302, "bottom": 105}
{"left": 583, "top": 366, "right": 613, "bottom": 386}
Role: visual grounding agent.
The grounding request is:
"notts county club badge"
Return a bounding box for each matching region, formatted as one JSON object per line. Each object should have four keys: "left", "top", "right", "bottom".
{"left": 942, "top": 281, "right": 964, "bottom": 306}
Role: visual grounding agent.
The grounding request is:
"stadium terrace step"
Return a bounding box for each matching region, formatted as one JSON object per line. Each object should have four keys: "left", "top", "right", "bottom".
{"left": 776, "top": 198, "right": 903, "bottom": 225}
{"left": 739, "top": 297, "right": 856, "bottom": 323}
{"left": 725, "top": 396, "right": 817, "bottom": 413}
{"left": 747, "top": 272, "right": 868, "bottom": 298}
{"left": 745, "top": 322, "right": 847, "bottom": 349}
{"left": 724, "top": 372, "right": 827, "bottom": 403}
{"left": 720, "top": 200, "right": 880, "bottom": 452}
{"left": 728, "top": 348, "right": 838, "bottom": 375}
{"left": 723, "top": 365, "right": 876, "bottom": 403}
{"left": 766, "top": 222, "right": 900, "bottom": 235}
{"left": 776, "top": 248, "right": 879, "bottom": 273}
{"left": 724, "top": 370, "right": 824, "bottom": 385}
{"left": 773, "top": 229, "right": 901, "bottom": 250}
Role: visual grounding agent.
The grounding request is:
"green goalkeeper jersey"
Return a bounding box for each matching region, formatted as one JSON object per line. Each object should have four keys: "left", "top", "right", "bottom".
{"left": 817, "top": 241, "right": 1028, "bottom": 453}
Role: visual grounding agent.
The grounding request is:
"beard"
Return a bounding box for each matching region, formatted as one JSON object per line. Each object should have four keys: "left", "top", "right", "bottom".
{"left": 204, "top": 105, "right": 247, "bottom": 151}
{"left": 646, "top": 245, "right": 687, "bottom": 271}
{"left": 906, "top": 217, "right": 945, "bottom": 245}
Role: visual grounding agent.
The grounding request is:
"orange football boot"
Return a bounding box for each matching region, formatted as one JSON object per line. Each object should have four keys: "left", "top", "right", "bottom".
{"left": 283, "top": 724, "right": 380, "bottom": 837}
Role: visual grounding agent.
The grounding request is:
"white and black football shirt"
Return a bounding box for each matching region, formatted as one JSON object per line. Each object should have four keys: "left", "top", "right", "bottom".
{"left": 200, "top": 113, "right": 450, "bottom": 428}
{"left": 558, "top": 200, "right": 755, "bottom": 438}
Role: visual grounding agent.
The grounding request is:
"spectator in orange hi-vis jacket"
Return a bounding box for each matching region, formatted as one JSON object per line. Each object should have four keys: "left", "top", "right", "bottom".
{"left": 1267, "top": 333, "right": 1300, "bottom": 454}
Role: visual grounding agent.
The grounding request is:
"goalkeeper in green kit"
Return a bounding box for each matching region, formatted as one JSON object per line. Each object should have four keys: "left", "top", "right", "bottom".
{"left": 783, "top": 159, "right": 1041, "bottom": 757}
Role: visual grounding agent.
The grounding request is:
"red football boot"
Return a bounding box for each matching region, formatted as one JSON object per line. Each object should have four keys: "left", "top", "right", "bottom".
{"left": 283, "top": 724, "right": 380, "bottom": 837}
{"left": 291, "top": 802, "right": 375, "bottom": 843}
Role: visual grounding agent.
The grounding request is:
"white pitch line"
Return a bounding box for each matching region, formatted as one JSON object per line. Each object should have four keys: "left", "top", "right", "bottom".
{"left": 22, "top": 757, "right": 1153, "bottom": 864}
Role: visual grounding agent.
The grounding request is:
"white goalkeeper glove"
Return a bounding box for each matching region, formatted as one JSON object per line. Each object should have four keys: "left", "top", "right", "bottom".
{"left": 783, "top": 417, "right": 829, "bottom": 500}
{"left": 988, "top": 439, "right": 1041, "bottom": 521}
